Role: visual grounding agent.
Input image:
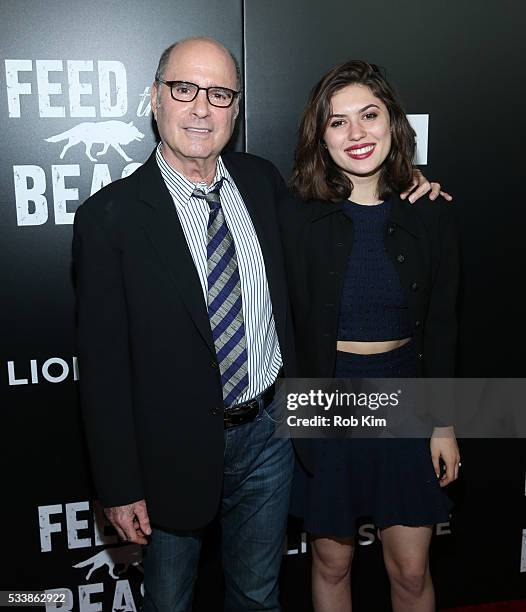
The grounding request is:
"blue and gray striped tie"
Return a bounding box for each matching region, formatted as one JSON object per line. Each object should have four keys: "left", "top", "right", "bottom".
{"left": 193, "top": 180, "right": 248, "bottom": 407}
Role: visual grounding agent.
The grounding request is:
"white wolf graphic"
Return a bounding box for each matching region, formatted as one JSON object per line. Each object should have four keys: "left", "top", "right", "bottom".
{"left": 45, "top": 120, "right": 144, "bottom": 162}
{"left": 73, "top": 543, "right": 143, "bottom": 580}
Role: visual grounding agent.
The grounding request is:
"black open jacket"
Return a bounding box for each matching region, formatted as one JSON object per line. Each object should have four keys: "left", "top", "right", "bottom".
{"left": 278, "top": 192, "right": 460, "bottom": 472}
{"left": 73, "top": 151, "right": 296, "bottom": 530}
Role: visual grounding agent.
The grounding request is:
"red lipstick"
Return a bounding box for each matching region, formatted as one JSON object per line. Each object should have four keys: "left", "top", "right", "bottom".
{"left": 345, "top": 143, "right": 376, "bottom": 160}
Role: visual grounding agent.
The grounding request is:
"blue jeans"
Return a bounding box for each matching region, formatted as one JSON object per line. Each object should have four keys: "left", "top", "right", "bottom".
{"left": 142, "top": 394, "right": 293, "bottom": 611}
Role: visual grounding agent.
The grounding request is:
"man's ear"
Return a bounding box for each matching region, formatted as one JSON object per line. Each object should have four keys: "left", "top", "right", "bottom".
{"left": 150, "top": 81, "right": 159, "bottom": 120}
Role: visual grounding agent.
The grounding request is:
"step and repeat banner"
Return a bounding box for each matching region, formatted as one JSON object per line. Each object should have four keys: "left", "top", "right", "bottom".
{"left": 1, "top": 0, "right": 525, "bottom": 610}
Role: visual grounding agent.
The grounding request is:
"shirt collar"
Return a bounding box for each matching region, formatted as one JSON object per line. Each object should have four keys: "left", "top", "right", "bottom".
{"left": 308, "top": 193, "right": 421, "bottom": 238}
{"left": 155, "top": 142, "right": 233, "bottom": 208}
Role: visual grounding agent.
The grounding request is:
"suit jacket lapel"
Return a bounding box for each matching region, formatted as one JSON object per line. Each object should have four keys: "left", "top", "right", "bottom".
{"left": 136, "top": 152, "right": 215, "bottom": 356}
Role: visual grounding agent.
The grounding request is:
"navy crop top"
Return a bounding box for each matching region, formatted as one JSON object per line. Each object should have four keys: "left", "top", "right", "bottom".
{"left": 337, "top": 199, "right": 412, "bottom": 341}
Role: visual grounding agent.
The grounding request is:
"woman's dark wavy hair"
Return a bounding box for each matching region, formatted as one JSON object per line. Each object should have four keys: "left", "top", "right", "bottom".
{"left": 290, "top": 60, "right": 416, "bottom": 201}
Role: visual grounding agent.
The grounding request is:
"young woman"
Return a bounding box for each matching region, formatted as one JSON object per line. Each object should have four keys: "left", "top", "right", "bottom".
{"left": 280, "top": 61, "right": 460, "bottom": 612}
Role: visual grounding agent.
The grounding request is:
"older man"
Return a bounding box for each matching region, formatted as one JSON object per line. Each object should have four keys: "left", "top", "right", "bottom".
{"left": 73, "top": 37, "right": 442, "bottom": 611}
{"left": 74, "top": 37, "right": 296, "bottom": 611}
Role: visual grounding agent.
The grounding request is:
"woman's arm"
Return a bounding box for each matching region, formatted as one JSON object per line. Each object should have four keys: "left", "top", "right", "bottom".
{"left": 424, "top": 203, "right": 461, "bottom": 486}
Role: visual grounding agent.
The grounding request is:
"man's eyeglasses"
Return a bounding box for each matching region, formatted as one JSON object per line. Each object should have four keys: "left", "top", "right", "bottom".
{"left": 156, "top": 79, "right": 240, "bottom": 108}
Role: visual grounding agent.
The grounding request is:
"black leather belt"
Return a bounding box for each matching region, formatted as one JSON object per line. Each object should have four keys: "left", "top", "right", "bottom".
{"left": 223, "top": 382, "right": 276, "bottom": 429}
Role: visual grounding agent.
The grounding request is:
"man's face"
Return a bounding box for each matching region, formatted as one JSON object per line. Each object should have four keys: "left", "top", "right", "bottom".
{"left": 151, "top": 40, "right": 239, "bottom": 172}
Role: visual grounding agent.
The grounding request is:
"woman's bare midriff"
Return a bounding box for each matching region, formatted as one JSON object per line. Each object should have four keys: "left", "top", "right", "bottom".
{"left": 336, "top": 337, "right": 412, "bottom": 355}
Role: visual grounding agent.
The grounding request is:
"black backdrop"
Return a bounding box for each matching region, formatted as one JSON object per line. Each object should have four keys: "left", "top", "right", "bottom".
{"left": 1, "top": 1, "right": 525, "bottom": 610}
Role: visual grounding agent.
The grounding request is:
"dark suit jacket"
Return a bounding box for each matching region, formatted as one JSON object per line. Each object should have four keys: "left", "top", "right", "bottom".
{"left": 73, "top": 150, "right": 296, "bottom": 531}
{"left": 278, "top": 193, "right": 459, "bottom": 473}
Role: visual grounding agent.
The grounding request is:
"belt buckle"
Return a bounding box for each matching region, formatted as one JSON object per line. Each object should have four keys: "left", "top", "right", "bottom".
{"left": 224, "top": 398, "right": 258, "bottom": 429}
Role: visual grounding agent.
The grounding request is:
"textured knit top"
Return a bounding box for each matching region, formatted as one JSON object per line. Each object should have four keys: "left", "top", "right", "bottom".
{"left": 337, "top": 199, "right": 412, "bottom": 341}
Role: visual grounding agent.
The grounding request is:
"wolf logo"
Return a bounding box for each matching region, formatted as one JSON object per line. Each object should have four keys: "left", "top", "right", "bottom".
{"left": 45, "top": 120, "right": 144, "bottom": 162}
{"left": 73, "top": 543, "right": 143, "bottom": 580}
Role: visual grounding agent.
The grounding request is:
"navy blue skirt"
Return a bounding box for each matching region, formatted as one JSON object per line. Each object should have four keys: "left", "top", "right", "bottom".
{"left": 290, "top": 341, "right": 453, "bottom": 537}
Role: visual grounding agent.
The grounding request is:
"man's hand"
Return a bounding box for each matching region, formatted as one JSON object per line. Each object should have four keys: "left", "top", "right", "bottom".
{"left": 400, "top": 169, "right": 453, "bottom": 203}
{"left": 105, "top": 499, "right": 152, "bottom": 545}
{"left": 430, "top": 426, "right": 461, "bottom": 487}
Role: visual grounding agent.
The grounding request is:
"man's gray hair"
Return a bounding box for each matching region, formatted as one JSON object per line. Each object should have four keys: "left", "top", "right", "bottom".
{"left": 154, "top": 37, "right": 241, "bottom": 105}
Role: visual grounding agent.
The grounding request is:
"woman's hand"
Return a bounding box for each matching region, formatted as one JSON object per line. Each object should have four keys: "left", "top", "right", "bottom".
{"left": 430, "top": 426, "right": 460, "bottom": 487}
{"left": 401, "top": 169, "right": 453, "bottom": 203}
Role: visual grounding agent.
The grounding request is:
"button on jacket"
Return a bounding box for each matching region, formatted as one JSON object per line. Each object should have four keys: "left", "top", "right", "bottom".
{"left": 278, "top": 193, "right": 460, "bottom": 472}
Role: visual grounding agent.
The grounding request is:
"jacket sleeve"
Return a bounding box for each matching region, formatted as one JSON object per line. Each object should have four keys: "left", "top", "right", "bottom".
{"left": 423, "top": 204, "right": 460, "bottom": 427}
{"left": 73, "top": 204, "right": 144, "bottom": 507}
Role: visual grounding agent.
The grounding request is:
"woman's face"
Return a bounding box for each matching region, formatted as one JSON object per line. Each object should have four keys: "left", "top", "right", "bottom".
{"left": 323, "top": 84, "right": 391, "bottom": 180}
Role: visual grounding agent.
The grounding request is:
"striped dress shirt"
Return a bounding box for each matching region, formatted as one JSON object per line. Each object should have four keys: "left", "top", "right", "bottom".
{"left": 156, "top": 143, "right": 282, "bottom": 404}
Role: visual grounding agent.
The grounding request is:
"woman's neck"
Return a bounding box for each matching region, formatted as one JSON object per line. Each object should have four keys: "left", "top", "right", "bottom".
{"left": 348, "top": 172, "right": 382, "bottom": 205}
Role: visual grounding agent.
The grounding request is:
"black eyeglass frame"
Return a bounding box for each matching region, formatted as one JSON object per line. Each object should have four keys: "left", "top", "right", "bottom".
{"left": 156, "top": 78, "right": 241, "bottom": 108}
